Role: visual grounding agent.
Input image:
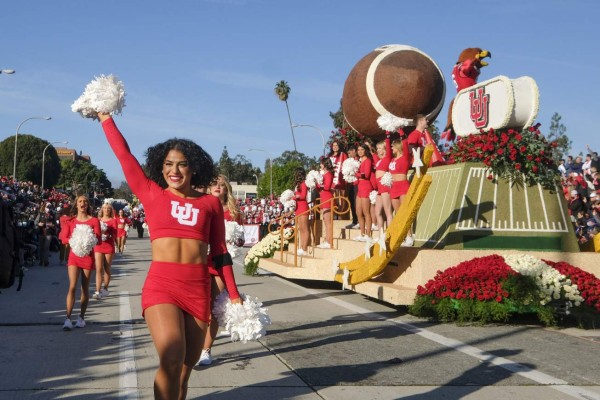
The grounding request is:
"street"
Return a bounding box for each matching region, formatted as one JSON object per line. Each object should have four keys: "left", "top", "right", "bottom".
{"left": 1, "top": 236, "right": 600, "bottom": 400}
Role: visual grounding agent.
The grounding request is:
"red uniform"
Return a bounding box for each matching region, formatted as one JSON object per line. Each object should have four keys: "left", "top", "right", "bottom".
{"left": 59, "top": 215, "right": 74, "bottom": 245}
{"left": 94, "top": 218, "right": 118, "bottom": 254}
{"left": 388, "top": 139, "right": 411, "bottom": 199}
{"left": 317, "top": 171, "right": 333, "bottom": 209}
{"left": 102, "top": 118, "right": 237, "bottom": 322}
{"left": 64, "top": 217, "right": 102, "bottom": 270}
{"left": 116, "top": 216, "right": 132, "bottom": 238}
{"left": 295, "top": 182, "right": 309, "bottom": 215}
{"left": 375, "top": 137, "right": 392, "bottom": 194}
{"left": 355, "top": 157, "right": 374, "bottom": 198}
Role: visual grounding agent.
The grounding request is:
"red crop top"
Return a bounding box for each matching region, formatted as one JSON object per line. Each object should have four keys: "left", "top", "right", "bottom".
{"left": 102, "top": 118, "right": 228, "bottom": 259}
{"left": 375, "top": 137, "right": 392, "bottom": 172}
{"left": 388, "top": 139, "right": 410, "bottom": 175}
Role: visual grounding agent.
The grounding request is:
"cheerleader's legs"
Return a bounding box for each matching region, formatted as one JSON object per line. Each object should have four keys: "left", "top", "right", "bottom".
{"left": 145, "top": 304, "right": 208, "bottom": 400}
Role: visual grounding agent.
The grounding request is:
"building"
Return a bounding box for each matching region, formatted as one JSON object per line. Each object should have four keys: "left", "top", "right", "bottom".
{"left": 55, "top": 147, "right": 91, "bottom": 162}
{"left": 230, "top": 182, "right": 257, "bottom": 200}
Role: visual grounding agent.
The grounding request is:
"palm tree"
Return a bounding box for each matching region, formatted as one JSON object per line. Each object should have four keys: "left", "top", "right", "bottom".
{"left": 274, "top": 80, "right": 297, "bottom": 152}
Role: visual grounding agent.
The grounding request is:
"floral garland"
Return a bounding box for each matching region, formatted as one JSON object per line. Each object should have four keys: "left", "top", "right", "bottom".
{"left": 445, "top": 124, "right": 560, "bottom": 189}
{"left": 244, "top": 228, "right": 294, "bottom": 275}
{"left": 410, "top": 254, "right": 600, "bottom": 327}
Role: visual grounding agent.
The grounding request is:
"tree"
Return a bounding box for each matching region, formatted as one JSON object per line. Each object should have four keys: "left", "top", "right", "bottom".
{"left": 329, "top": 99, "right": 346, "bottom": 130}
{"left": 0, "top": 135, "right": 61, "bottom": 185}
{"left": 56, "top": 159, "right": 112, "bottom": 198}
{"left": 112, "top": 181, "right": 134, "bottom": 203}
{"left": 274, "top": 80, "right": 297, "bottom": 151}
{"left": 547, "top": 112, "right": 572, "bottom": 162}
{"left": 216, "top": 146, "right": 234, "bottom": 180}
{"left": 230, "top": 155, "right": 260, "bottom": 184}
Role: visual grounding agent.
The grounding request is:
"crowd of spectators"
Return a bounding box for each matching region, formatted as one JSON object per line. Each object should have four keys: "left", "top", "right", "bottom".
{"left": 560, "top": 146, "right": 600, "bottom": 245}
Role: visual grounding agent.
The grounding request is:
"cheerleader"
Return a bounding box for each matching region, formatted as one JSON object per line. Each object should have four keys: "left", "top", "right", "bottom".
{"left": 353, "top": 144, "right": 374, "bottom": 241}
{"left": 62, "top": 195, "right": 102, "bottom": 331}
{"left": 92, "top": 202, "right": 118, "bottom": 300}
{"left": 388, "top": 135, "right": 414, "bottom": 247}
{"left": 293, "top": 167, "right": 310, "bottom": 256}
{"left": 328, "top": 140, "right": 348, "bottom": 218}
{"left": 197, "top": 175, "right": 242, "bottom": 366}
{"left": 316, "top": 158, "right": 334, "bottom": 248}
{"left": 97, "top": 113, "right": 238, "bottom": 399}
{"left": 115, "top": 209, "right": 132, "bottom": 254}
{"left": 374, "top": 134, "right": 394, "bottom": 233}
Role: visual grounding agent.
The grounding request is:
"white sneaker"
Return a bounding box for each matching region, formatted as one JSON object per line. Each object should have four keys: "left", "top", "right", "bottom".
{"left": 75, "top": 316, "right": 86, "bottom": 328}
{"left": 401, "top": 236, "right": 415, "bottom": 247}
{"left": 371, "top": 224, "right": 379, "bottom": 231}
{"left": 317, "top": 242, "right": 331, "bottom": 249}
{"left": 197, "top": 349, "right": 213, "bottom": 366}
{"left": 352, "top": 223, "right": 360, "bottom": 229}
{"left": 100, "top": 288, "right": 109, "bottom": 298}
{"left": 63, "top": 318, "right": 73, "bottom": 331}
{"left": 93, "top": 292, "right": 101, "bottom": 300}
{"left": 353, "top": 235, "right": 363, "bottom": 241}
{"left": 297, "top": 249, "right": 307, "bottom": 256}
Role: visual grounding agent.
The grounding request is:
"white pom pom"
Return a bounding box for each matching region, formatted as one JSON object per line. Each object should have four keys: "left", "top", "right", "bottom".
{"left": 380, "top": 172, "right": 393, "bottom": 188}
{"left": 69, "top": 224, "right": 98, "bottom": 257}
{"left": 341, "top": 158, "right": 360, "bottom": 183}
{"left": 72, "top": 74, "right": 126, "bottom": 119}
{"left": 304, "top": 170, "right": 323, "bottom": 190}
{"left": 212, "top": 292, "right": 272, "bottom": 343}
{"left": 377, "top": 113, "right": 402, "bottom": 132}
{"left": 279, "top": 189, "right": 296, "bottom": 211}
{"left": 369, "top": 190, "right": 378, "bottom": 205}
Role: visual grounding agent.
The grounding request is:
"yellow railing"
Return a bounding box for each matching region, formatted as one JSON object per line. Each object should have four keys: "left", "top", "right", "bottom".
{"left": 266, "top": 195, "right": 350, "bottom": 267}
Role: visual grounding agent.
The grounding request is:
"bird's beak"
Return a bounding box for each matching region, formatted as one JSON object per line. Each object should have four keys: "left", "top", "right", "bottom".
{"left": 477, "top": 50, "right": 492, "bottom": 67}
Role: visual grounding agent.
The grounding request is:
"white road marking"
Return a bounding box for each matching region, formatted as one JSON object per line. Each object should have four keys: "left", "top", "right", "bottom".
{"left": 273, "top": 276, "right": 600, "bottom": 400}
{"left": 119, "top": 291, "right": 139, "bottom": 399}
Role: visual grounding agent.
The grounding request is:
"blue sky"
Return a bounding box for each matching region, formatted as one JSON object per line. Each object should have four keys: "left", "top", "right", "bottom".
{"left": 0, "top": 0, "right": 597, "bottom": 187}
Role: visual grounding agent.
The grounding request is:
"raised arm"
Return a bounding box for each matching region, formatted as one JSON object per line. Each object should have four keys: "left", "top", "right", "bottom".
{"left": 98, "top": 113, "right": 158, "bottom": 203}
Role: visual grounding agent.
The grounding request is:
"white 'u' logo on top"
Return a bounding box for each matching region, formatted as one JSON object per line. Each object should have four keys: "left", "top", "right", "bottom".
{"left": 170, "top": 201, "right": 199, "bottom": 226}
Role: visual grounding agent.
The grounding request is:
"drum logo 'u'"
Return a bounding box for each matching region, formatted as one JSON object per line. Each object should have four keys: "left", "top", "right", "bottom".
{"left": 469, "top": 87, "right": 490, "bottom": 129}
{"left": 170, "top": 201, "right": 199, "bottom": 226}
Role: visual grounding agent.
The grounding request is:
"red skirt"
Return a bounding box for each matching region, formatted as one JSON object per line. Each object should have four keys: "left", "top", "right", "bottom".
{"left": 142, "top": 261, "right": 211, "bottom": 323}
{"left": 67, "top": 251, "right": 95, "bottom": 270}
{"left": 390, "top": 180, "right": 410, "bottom": 199}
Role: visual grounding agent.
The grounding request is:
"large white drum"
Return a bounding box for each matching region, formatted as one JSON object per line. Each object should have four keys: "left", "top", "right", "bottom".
{"left": 452, "top": 75, "right": 539, "bottom": 137}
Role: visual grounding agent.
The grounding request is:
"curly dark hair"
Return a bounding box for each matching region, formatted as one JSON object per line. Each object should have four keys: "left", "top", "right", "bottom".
{"left": 144, "top": 138, "right": 216, "bottom": 189}
{"left": 320, "top": 157, "right": 335, "bottom": 173}
{"left": 293, "top": 167, "right": 306, "bottom": 188}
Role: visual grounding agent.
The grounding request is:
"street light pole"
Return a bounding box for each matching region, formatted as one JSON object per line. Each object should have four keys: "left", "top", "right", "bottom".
{"left": 292, "top": 124, "right": 326, "bottom": 156}
{"left": 13, "top": 116, "right": 52, "bottom": 182}
{"left": 249, "top": 148, "right": 273, "bottom": 199}
{"left": 41, "top": 141, "right": 68, "bottom": 191}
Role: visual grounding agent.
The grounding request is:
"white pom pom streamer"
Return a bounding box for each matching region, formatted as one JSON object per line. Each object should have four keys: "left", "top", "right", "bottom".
{"left": 69, "top": 224, "right": 98, "bottom": 257}
{"left": 342, "top": 158, "right": 361, "bottom": 183}
{"left": 71, "top": 74, "right": 126, "bottom": 119}
{"left": 280, "top": 189, "right": 296, "bottom": 211}
{"left": 225, "top": 220, "right": 245, "bottom": 258}
{"left": 377, "top": 113, "right": 405, "bottom": 132}
{"left": 380, "top": 172, "right": 393, "bottom": 188}
{"left": 305, "top": 170, "right": 323, "bottom": 190}
{"left": 212, "top": 291, "right": 272, "bottom": 343}
{"left": 369, "top": 190, "right": 378, "bottom": 205}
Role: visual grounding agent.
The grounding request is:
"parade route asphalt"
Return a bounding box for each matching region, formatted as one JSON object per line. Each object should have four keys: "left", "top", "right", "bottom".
{"left": 1, "top": 236, "right": 600, "bottom": 400}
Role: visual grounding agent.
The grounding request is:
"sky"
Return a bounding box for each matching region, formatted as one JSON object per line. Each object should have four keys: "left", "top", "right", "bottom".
{"left": 0, "top": 0, "right": 598, "bottom": 188}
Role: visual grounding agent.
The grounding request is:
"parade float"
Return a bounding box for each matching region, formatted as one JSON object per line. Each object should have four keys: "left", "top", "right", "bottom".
{"left": 252, "top": 44, "right": 600, "bottom": 326}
